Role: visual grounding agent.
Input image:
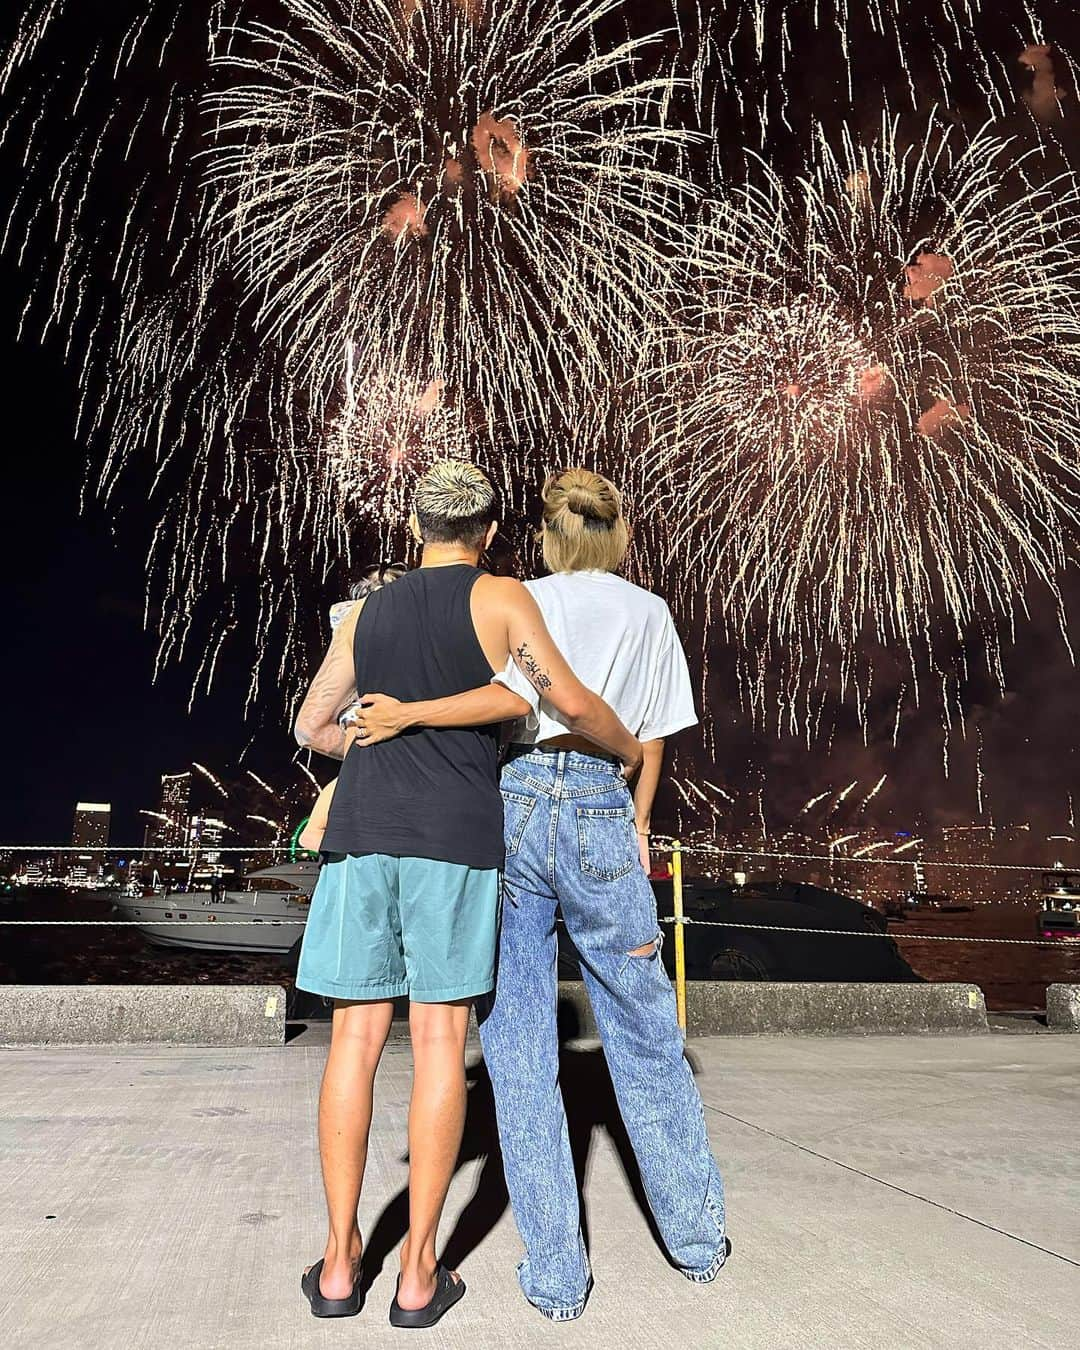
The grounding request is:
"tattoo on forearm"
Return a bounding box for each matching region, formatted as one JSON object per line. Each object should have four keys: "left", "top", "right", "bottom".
{"left": 515, "top": 643, "right": 552, "bottom": 692}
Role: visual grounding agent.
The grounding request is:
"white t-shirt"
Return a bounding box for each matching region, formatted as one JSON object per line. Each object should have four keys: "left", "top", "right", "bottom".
{"left": 495, "top": 571, "right": 697, "bottom": 743}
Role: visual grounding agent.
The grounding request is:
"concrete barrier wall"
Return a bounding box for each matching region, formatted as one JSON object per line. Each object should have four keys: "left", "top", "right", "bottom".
{"left": 0, "top": 981, "right": 994, "bottom": 1044}
{"left": 558, "top": 981, "right": 988, "bottom": 1036}
{"left": 1046, "top": 984, "right": 1080, "bottom": 1032}
{"left": 0, "top": 985, "right": 287, "bottom": 1047}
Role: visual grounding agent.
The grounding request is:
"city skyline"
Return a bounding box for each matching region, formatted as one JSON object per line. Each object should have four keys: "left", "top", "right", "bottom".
{"left": 3, "top": 774, "right": 1072, "bottom": 911}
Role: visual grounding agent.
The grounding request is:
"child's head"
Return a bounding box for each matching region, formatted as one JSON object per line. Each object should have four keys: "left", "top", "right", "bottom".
{"left": 349, "top": 562, "right": 407, "bottom": 599}
{"left": 328, "top": 562, "right": 406, "bottom": 630}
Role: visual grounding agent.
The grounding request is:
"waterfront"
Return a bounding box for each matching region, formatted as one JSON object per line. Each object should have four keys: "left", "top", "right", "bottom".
{"left": 3, "top": 886, "right": 1076, "bottom": 1012}
{"left": 0, "top": 890, "right": 295, "bottom": 995}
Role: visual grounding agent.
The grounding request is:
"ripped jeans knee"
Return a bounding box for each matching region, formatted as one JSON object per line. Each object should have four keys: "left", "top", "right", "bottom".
{"left": 618, "top": 928, "right": 664, "bottom": 974}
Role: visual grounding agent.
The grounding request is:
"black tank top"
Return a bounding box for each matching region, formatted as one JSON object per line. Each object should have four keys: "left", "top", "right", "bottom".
{"left": 320, "top": 565, "right": 504, "bottom": 870}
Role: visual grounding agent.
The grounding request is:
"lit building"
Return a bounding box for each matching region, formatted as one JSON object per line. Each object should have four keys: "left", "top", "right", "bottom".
{"left": 188, "top": 814, "right": 228, "bottom": 883}
{"left": 160, "top": 774, "right": 191, "bottom": 847}
{"left": 141, "top": 772, "right": 192, "bottom": 865}
{"left": 70, "top": 802, "right": 111, "bottom": 884}
{"left": 72, "top": 802, "right": 110, "bottom": 850}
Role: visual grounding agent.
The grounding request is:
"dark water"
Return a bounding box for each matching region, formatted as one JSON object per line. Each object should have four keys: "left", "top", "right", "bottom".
{"left": 0, "top": 889, "right": 295, "bottom": 991}
{"left": 2, "top": 889, "right": 1076, "bottom": 1011}
{"left": 887, "top": 903, "right": 1080, "bottom": 1010}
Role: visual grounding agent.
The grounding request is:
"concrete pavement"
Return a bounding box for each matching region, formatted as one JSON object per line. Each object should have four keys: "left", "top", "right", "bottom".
{"left": 1, "top": 1028, "right": 1077, "bottom": 1349}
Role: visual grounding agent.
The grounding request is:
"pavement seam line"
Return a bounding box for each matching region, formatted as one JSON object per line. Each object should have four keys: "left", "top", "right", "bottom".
{"left": 702, "top": 1103, "right": 1080, "bottom": 1269}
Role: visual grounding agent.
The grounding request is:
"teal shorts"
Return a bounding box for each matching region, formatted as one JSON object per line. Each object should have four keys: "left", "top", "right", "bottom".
{"left": 296, "top": 853, "right": 500, "bottom": 1003}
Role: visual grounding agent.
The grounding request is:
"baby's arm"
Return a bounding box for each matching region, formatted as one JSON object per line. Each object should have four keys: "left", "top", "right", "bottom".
{"left": 299, "top": 778, "right": 337, "bottom": 853}
{"left": 298, "top": 729, "right": 358, "bottom": 853}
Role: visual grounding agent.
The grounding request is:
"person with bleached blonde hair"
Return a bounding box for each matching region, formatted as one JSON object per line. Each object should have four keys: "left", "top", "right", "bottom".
{"left": 356, "top": 467, "right": 728, "bottom": 1322}
{"left": 291, "top": 460, "right": 641, "bottom": 1329}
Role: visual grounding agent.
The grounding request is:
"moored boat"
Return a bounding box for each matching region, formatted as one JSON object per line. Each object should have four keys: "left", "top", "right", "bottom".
{"left": 113, "top": 861, "right": 318, "bottom": 954}
{"left": 1037, "top": 870, "right": 1080, "bottom": 941}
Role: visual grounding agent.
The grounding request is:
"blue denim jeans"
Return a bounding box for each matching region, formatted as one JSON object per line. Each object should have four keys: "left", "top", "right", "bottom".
{"left": 478, "top": 748, "right": 727, "bottom": 1320}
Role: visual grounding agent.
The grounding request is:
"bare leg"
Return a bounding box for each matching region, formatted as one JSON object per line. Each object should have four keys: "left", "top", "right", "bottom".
{"left": 397, "top": 999, "right": 471, "bottom": 1309}
{"left": 312, "top": 998, "right": 395, "bottom": 1299}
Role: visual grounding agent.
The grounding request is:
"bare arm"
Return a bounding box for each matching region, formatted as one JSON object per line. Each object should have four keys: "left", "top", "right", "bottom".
{"left": 632, "top": 739, "right": 665, "bottom": 872}
{"left": 293, "top": 602, "right": 363, "bottom": 760}
{"left": 380, "top": 683, "right": 533, "bottom": 730}
{"left": 298, "top": 777, "right": 337, "bottom": 853}
{"left": 633, "top": 739, "right": 665, "bottom": 833}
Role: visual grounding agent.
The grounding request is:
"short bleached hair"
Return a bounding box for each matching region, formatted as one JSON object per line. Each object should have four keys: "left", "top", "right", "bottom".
{"left": 413, "top": 459, "right": 497, "bottom": 548}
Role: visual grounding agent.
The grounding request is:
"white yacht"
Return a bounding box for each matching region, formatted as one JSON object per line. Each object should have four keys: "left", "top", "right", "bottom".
{"left": 114, "top": 862, "right": 318, "bottom": 954}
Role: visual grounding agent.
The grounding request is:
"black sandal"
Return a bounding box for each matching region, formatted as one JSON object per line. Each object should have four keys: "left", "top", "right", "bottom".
{"left": 301, "top": 1258, "right": 363, "bottom": 1318}
{"left": 388, "top": 1265, "right": 466, "bottom": 1329}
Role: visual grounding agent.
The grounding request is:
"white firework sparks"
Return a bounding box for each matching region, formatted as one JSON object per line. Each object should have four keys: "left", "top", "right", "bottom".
{"left": 201, "top": 0, "right": 699, "bottom": 457}
{"left": 643, "top": 116, "right": 1080, "bottom": 733}
{"left": 3, "top": 2, "right": 1080, "bottom": 760}
{"left": 2, "top": 0, "right": 702, "bottom": 703}
{"left": 702, "top": 1, "right": 1076, "bottom": 149}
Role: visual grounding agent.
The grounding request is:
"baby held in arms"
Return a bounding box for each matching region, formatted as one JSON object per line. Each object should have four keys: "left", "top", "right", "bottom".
{"left": 297, "top": 564, "right": 404, "bottom": 853}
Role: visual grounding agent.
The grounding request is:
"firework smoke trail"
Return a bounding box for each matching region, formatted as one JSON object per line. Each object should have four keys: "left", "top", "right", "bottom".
{"left": 798, "top": 788, "right": 833, "bottom": 815}
{"left": 827, "top": 781, "right": 859, "bottom": 819}
{"left": 859, "top": 774, "right": 888, "bottom": 813}
{"left": 192, "top": 761, "right": 230, "bottom": 799}
{"left": 244, "top": 769, "right": 282, "bottom": 802}
{"left": 246, "top": 813, "right": 286, "bottom": 839}
{"left": 643, "top": 115, "right": 1080, "bottom": 737}
{"left": 293, "top": 758, "right": 321, "bottom": 794}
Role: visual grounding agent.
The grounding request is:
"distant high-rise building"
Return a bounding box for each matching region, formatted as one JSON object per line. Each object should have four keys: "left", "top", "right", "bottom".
{"left": 188, "top": 814, "right": 228, "bottom": 881}
{"left": 160, "top": 773, "right": 191, "bottom": 848}
{"left": 72, "top": 802, "right": 110, "bottom": 850}
{"left": 141, "top": 772, "right": 192, "bottom": 859}
{"left": 70, "top": 803, "right": 110, "bottom": 885}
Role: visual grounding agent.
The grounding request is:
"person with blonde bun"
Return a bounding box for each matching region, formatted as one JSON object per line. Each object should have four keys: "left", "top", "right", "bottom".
{"left": 355, "top": 468, "right": 727, "bottom": 1322}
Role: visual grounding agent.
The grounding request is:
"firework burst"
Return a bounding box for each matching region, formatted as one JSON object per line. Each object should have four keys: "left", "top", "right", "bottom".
{"left": 643, "top": 117, "right": 1080, "bottom": 732}
{"left": 1, "top": 0, "right": 700, "bottom": 701}
{"left": 4, "top": 3, "right": 1080, "bottom": 752}
{"left": 701, "top": 1, "right": 1077, "bottom": 154}
{"left": 202, "top": 0, "right": 698, "bottom": 457}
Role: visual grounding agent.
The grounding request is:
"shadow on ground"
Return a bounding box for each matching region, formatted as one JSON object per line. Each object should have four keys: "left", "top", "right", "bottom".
{"left": 356, "top": 1001, "right": 674, "bottom": 1303}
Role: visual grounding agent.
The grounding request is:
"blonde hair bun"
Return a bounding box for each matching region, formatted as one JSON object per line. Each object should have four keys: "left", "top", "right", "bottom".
{"left": 545, "top": 468, "right": 621, "bottom": 523}
{"left": 541, "top": 468, "right": 628, "bottom": 573}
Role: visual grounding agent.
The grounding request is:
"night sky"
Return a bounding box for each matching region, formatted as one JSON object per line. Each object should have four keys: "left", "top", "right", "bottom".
{"left": 2, "top": 2, "right": 1079, "bottom": 850}
{"left": 0, "top": 310, "right": 260, "bottom": 844}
